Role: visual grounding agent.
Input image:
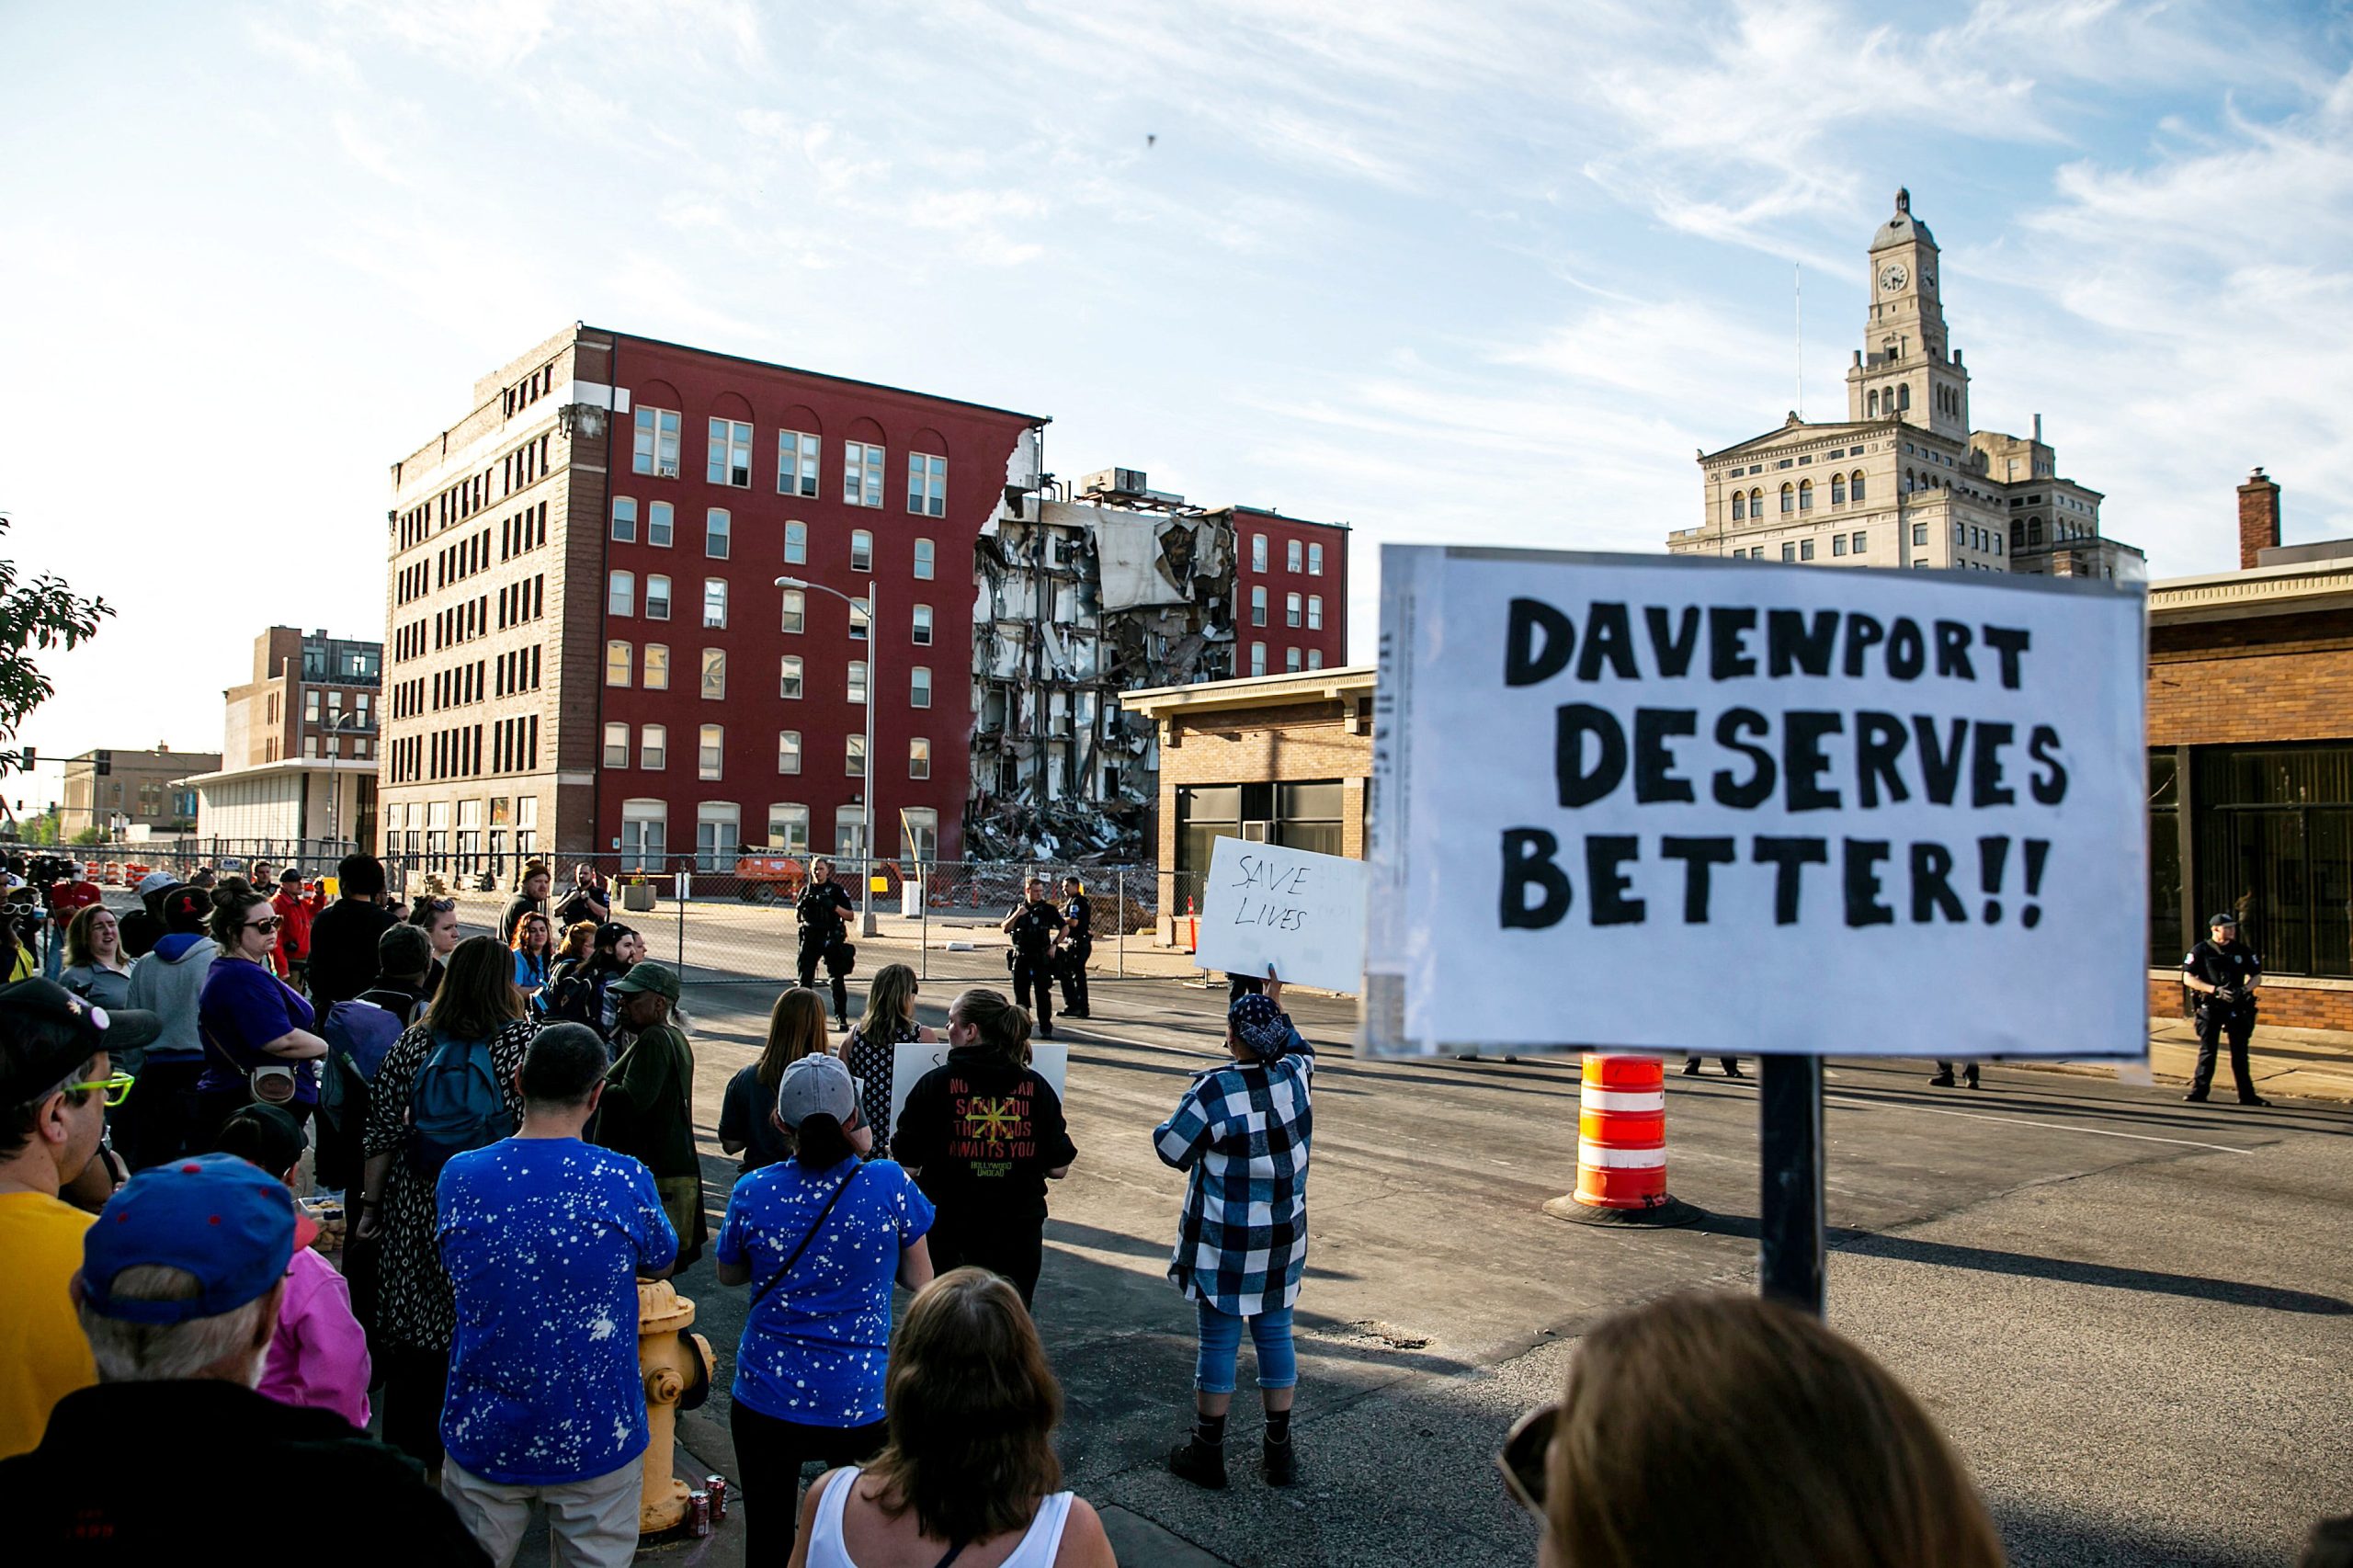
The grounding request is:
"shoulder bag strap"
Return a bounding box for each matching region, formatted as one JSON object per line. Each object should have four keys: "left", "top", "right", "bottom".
{"left": 751, "top": 1165, "right": 863, "bottom": 1312}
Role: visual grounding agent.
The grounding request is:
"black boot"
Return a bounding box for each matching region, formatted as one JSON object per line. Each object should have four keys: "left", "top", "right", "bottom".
{"left": 1963, "top": 1064, "right": 1981, "bottom": 1090}
{"left": 1928, "top": 1070, "right": 1955, "bottom": 1087}
{"left": 1168, "top": 1433, "right": 1227, "bottom": 1490}
{"left": 1262, "top": 1407, "right": 1297, "bottom": 1485}
{"left": 1682, "top": 1058, "right": 1702, "bottom": 1076}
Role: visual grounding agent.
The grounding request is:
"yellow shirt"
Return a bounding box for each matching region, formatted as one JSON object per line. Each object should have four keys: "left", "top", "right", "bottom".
{"left": 0, "top": 1190, "right": 97, "bottom": 1458}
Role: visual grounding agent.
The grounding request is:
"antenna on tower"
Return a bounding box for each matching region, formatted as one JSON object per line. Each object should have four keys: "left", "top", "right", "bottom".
{"left": 1794, "top": 263, "right": 1804, "bottom": 420}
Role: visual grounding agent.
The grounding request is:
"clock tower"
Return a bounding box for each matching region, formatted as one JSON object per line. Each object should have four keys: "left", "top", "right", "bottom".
{"left": 1847, "top": 187, "right": 1970, "bottom": 440}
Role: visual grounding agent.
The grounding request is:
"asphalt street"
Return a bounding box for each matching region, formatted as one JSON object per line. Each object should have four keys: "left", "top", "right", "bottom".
{"left": 647, "top": 968, "right": 2353, "bottom": 1568}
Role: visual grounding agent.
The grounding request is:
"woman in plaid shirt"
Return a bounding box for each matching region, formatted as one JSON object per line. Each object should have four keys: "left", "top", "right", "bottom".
{"left": 1154, "top": 971, "right": 1313, "bottom": 1490}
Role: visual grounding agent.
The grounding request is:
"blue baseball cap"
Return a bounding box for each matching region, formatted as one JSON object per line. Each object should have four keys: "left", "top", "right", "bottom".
{"left": 1229, "top": 993, "right": 1292, "bottom": 1057}
{"left": 80, "top": 1153, "right": 295, "bottom": 1325}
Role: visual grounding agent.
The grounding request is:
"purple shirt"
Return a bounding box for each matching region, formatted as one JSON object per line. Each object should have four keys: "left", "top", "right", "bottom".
{"left": 197, "top": 957, "right": 318, "bottom": 1102}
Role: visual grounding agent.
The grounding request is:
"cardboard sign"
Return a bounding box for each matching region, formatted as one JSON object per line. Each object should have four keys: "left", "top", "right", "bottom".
{"left": 1365, "top": 546, "right": 2147, "bottom": 1060}
{"left": 887, "top": 1042, "right": 1068, "bottom": 1143}
{"left": 1192, "top": 837, "right": 1369, "bottom": 994}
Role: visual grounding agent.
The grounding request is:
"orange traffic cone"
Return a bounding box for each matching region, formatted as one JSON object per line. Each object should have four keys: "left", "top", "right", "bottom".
{"left": 1543, "top": 1054, "right": 1702, "bottom": 1227}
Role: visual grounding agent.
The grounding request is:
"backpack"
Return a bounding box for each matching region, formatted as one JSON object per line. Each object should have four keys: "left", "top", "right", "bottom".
{"left": 318, "top": 998, "right": 405, "bottom": 1132}
{"left": 544, "top": 959, "right": 602, "bottom": 1029}
{"left": 404, "top": 1029, "right": 516, "bottom": 1177}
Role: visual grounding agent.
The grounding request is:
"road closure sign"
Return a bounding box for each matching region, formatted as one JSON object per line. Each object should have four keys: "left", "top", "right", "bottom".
{"left": 1364, "top": 546, "right": 2147, "bottom": 1060}
{"left": 1193, "top": 837, "right": 1369, "bottom": 994}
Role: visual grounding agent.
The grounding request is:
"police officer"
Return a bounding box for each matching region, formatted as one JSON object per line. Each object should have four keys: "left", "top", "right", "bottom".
{"left": 2182, "top": 912, "right": 2269, "bottom": 1107}
{"left": 1057, "top": 874, "right": 1093, "bottom": 1020}
{"left": 1001, "top": 876, "right": 1060, "bottom": 1040}
{"left": 795, "top": 857, "right": 858, "bottom": 1030}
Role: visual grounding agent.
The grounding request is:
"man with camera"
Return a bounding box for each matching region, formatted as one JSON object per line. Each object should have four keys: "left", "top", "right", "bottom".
{"left": 2182, "top": 912, "right": 2270, "bottom": 1107}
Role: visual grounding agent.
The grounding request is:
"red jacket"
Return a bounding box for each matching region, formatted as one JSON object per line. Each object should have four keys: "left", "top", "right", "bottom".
{"left": 270, "top": 889, "right": 316, "bottom": 975}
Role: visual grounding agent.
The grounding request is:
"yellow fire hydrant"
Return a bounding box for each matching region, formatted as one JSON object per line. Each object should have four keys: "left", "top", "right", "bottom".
{"left": 636, "top": 1278, "right": 716, "bottom": 1536}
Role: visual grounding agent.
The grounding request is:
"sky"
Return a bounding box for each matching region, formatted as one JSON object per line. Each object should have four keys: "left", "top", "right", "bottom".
{"left": 3, "top": 0, "right": 2350, "bottom": 807}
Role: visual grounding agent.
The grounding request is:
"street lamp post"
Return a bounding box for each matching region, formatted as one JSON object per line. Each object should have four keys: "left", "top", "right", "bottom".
{"left": 323, "top": 711, "right": 369, "bottom": 857}
{"left": 776, "top": 574, "right": 881, "bottom": 937}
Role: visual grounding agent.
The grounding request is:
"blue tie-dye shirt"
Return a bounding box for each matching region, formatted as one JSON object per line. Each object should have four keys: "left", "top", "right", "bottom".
{"left": 437, "top": 1137, "right": 677, "bottom": 1484}
{"left": 718, "top": 1155, "right": 934, "bottom": 1426}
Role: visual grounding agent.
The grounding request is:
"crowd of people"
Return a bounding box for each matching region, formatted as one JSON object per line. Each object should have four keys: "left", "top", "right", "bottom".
{"left": 7, "top": 850, "right": 2336, "bottom": 1568}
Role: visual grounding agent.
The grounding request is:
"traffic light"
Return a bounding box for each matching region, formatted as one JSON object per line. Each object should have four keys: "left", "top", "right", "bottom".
{"left": 18, "top": 747, "right": 31, "bottom": 770}
{"left": 94, "top": 750, "right": 111, "bottom": 778}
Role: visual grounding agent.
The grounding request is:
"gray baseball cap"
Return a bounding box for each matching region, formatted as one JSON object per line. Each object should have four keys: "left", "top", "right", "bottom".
{"left": 775, "top": 1052, "right": 860, "bottom": 1129}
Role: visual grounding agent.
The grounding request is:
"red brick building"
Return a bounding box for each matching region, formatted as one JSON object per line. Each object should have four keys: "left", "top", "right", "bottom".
{"left": 2145, "top": 469, "right": 2353, "bottom": 1029}
{"left": 383, "top": 325, "right": 1044, "bottom": 875}
{"left": 1216, "top": 506, "right": 1349, "bottom": 676}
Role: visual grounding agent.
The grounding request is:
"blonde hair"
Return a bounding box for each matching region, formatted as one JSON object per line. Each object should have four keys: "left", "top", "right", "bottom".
{"left": 1546, "top": 1292, "right": 2003, "bottom": 1568}
{"left": 948, "top": 987, "right": 1029, "bottom": 1071}
{"left": 864, "top": 963, "right": 920, "bottom": 1039}
{"left": 558, "top": 920, "right": 597, "bottom": 962}
{"left": 760, "top": 987, "right": 831, "bottom": 1088}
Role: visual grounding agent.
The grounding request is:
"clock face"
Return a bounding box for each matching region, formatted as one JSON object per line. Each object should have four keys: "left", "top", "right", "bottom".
{"left": 1879, "top": 263, "right": 1908, "bottom": 291}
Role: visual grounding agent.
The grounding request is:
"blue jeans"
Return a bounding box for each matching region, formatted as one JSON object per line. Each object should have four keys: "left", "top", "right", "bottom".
{"left": 1194, "top": 1299, "right": 1297, "bottom": 1395}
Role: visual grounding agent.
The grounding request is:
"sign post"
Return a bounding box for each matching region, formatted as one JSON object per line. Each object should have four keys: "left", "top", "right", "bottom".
{"left": 1192, "top": 838, "right": 1368, "bottom": 995}
{"left": 1757, "top": 1055, "right": 1825, "bottom": 1312}
{"left": 1363, "top": 545, "right": 2148, "bottom": 1312}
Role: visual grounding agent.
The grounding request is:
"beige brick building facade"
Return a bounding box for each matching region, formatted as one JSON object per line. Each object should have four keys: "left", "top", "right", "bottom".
{"left": 1122, "top": 667, "right": 1373, "bottom": 943}
{"left": 1668, "top": 189, "right": 2145, "bottom": 583}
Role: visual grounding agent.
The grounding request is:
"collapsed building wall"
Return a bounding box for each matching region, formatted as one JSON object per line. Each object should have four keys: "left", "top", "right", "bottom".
{"left": 966, "top": 487, "right": 1234, "bottom": 862}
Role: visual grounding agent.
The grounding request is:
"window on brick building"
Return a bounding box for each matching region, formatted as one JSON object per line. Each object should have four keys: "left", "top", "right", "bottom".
{"left": 1285, "top": 592, "right": 1302, "bottom": 629}
{"left": 850, "top": 529, "right": 873, "bottom": 572}
{"left": 846, "top": 734, "right": 866, "bottom": 778}
{"left": 697, "top": 724, "right": 722, "bottom": 780}
{"left": 1287, "top": 539, "right": 1302, "bottom": 572}
{"left": 914, "top": 538, "right": 935, "bottom": 580}
{"left": 648, "top": 502, "right": 674, "bottom": 548}
{"left": 909, "top": 737, "right": 931, "bottom": 779}
{"left": 708, "top": 419, "right": 753, "bottom": 487}
{"left": 633, "top": 407, "right": 680, "bottom": 478}
{"left": 706, "top": 508, "right": 731, "bottom": 559}
{"left": 906, "top": 452, "right": 947, "bottom": 517}
{"left": 779, "top": 430, "right": 820, "bottom": 498}
{"left": 612, "top": 497, "right": 638, "bottom": 542}
{"left": 1307, "top": 595, "right": 1323, "bottom": 631}
{"left": 608, "top": 571, "right": 634, "bottom": 618}
{"left": 911, "top": 665, "right": 932, "bottom": 709}
{"left": 911, "top": 604, "right": 933, "bottom": 645}
{"left": 779, "top": 655, "right": 803, "bottom": 699}
{"left": 644, "top": 644, "right": 669, "bottom": 689}
{"left": 1308, "top": 649, "right": 1324, "bottom": 669}
{"left": 784, "top": 520, "right": 807, "bottom": 565}
{"left": 849, "top": 598, "right": 869, "bottom": 641}
{"left": 703, "top": 578, "right": 728, "bottom": 629}
{"left": 1252, "top": 534, "right": 1268, "bottom": 572}
{"left": 778, "top": 731, "right": 801, "bottom": 774}
{"left": 1286, "top": 647, "right": 1302, "bottom": 672}
{"left": 847, "top": 660, "right": 868, "bottom": 705}
{"left": 844, "top": 441, "right": 885, "bottom": 508}
{"left": 603, "top": 722, "right": 629, "bottom": 769}
{"left": 700, "top": 647, "right": 726, "bottom": 700}
{"left": 606, "top": 640, "right": 631, "bottom": 686}
{"left": 1308, "top": 542, "right": 1324, "bottom": 575}
{"left": 1250, "top": 641, "right": 1267, "bottom": 676}
{"left": 1250, "top": 585, "right": 1267, "bottom": 626}
{"left": 779, "top": 588, "right": 805, "bottom": 634}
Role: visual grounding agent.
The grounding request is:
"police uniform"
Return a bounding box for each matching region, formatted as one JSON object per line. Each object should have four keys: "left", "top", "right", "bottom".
{"left": 1058, "top": 888, "right": 1093, "bottom": 1018}
{"left": 2183, "top": 915, "right": 2268, "bottom": 1106}
{"left": 1004, "top": 895, "right": 1061, "bottom": 1038}
{"left": 795, "top": 878, "right": 858, "bottom": 1024}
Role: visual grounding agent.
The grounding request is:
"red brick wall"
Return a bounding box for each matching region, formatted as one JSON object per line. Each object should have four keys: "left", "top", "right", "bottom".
{"left": 2236, "top": 471, "right": 2280, "bottom": 569}
{"left": 2147, "top": 608, "right": 2353, "bottom": 746}
{"left": 1229, "top": 509, "right": 1348, "bottom": 673}
{"left": 2147, "top": 971, "right": 2353, "bottom": 1030}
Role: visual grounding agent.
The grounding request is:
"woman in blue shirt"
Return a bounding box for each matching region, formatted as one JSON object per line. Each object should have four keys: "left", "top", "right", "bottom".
{"left": 508, "top": 911, "right": 552, "bottom": 1007}
{"left": 716, "top": 1052, "right": 932, "bottom": 1563}
{"left": 195, "top": 887, "right": 328, "bottom": 1138}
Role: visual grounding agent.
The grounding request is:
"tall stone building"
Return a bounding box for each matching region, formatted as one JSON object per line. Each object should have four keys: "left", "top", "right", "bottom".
{"left": 1668, "top": 189, "right": 2145, "bottom": 581}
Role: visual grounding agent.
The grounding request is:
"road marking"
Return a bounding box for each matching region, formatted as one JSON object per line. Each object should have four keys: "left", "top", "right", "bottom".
{"left": 1826, "top": 1093, "right": 2254, "bottom": 1154}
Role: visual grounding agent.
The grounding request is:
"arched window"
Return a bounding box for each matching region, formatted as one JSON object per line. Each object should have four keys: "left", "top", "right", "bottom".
{"left": 2029, "top": 517, "right": 2044, "bottom": 546}
{"left": 1896, "top": 385, "right": 1912, "bottom": 413}
{"left": 1850, "top": 471, "right": 1866, "bottom": 501}
{"left": 2010, "top": 521, "right": 2026, "bottom": 550}
{"left": 1779, "top": 483, "right": 1795, "bottom": 515}
{"left": 1868, "top": 390, "right": 1880, "bottom": 417}
{"left": 1732, "top": 492, "right": 1746, "bottom": 520}
{"left": 1798, "top": 479, "right": 1813, "bottom": 510}
{"left": 1750, "top": 487, "right": 1763, "bottom": 515}
{"left": 1904, "top": 469, "right": 1915, "bottom": 494}
{"left": 1830, "top": 473, "right": 1846, "bottom": 506}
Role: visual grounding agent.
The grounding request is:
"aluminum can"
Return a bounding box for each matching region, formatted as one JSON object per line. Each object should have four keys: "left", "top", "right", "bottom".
{"left": 686, "top": 1491, "right": 712, "bottom": 1538}
{"left": 703, "top": 1475, "right": 729, "bottom": 1521}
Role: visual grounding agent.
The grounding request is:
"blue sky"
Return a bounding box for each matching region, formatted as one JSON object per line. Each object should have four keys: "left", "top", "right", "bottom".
{"left": 3, "top": 0, "right": 2349, "bottom": 787}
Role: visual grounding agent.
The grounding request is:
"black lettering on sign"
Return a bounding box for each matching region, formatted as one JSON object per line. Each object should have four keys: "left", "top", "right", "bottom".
{"left": 1752, "top": 837, "right": 1829, "bottom": 925}
{"left": 1555, "top": 705, "right": 1627, "bottom": 808}
{"left": 1709, "top": 607, "right": 1759, "bottom": 679}
{"left": 1632, "top": 710, "right": 1698, "bottom": 803}
{"left": 1500, "top": 829, "right": 1571, "bottom": 929}
{"left": 1643, "top": 606, "right": 1701, "bottom": 677}
{"left": 1585, "top": 835, "right": 1644, "bottom": 926}
{"left": 1505, "top": 598, "right": 1574, "bottom": 686}
{"left": 1577, "top": 602, "right": 1638, "bottom": 681}
{"left": 1766, "top": 609, "right": 1838, "bottom": 677}
{"left": 1660, "top": 835, "right": 1736, "bottom": 923}
{"left": 1842, "top": 839, "right": 1894, "bottom": 927}
{"left": 1711, "top": 709, "right": 1777, "bottom": 809}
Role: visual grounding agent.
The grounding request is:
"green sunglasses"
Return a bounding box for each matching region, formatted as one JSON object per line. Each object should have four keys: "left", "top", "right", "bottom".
{"left": 63, "top": 1072, "right": 136, "bottom": 1108}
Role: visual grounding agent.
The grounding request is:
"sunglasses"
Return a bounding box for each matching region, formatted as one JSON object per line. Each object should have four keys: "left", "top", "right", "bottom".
{"left": 1496, "top": 1403, "right": 1559, "bottom": 1519}
{"left": 63, "top": 1071, "right": 136, "bottom": 1108}
{"left": 421, "top": 899, "right": 456, "bottom": 914}
{"left": 244, "top": 916, "right": 283, "bottom": 933}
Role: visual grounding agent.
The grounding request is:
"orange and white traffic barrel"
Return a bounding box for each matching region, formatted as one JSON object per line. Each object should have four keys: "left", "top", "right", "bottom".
{"left": 1543, "top": 1054, "right": 1701, "bottom": 1228}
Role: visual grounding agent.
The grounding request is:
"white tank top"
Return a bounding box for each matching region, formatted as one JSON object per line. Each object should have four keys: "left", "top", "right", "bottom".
{"left": 808, "top": 1468, "right": 1074, "bottom": 1568}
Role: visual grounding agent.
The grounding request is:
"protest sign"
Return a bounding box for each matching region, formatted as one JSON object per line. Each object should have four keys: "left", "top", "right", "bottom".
{"left": 888, "top": 1042, "right": 1069, "bottom": 1142}
{"left": 1365, "top": 546, "right": 2146, "bottom": 1060}
{"left": 1192, "top": 837, "right": 1369, "bottom": 994}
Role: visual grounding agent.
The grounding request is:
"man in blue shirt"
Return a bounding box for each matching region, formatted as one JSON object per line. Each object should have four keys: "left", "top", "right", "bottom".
{"left": 436, "top": 1023, "right": 676, "bottom": 1567}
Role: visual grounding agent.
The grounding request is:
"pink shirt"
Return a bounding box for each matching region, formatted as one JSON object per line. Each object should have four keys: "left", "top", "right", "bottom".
{"left": 257, "top": 1247, "right": 371, "bottom": 1430}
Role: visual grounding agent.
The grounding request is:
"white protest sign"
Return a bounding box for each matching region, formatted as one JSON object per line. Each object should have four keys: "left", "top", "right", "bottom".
{"left": 1192, "top": 837, "right": 1369, "bottom": 994}
{"left": 1365, "top": 546, "right": 2146, "bottom": 1060}
{"left": 887, "top": 1042, "right": 1068, "bottom": 1143}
